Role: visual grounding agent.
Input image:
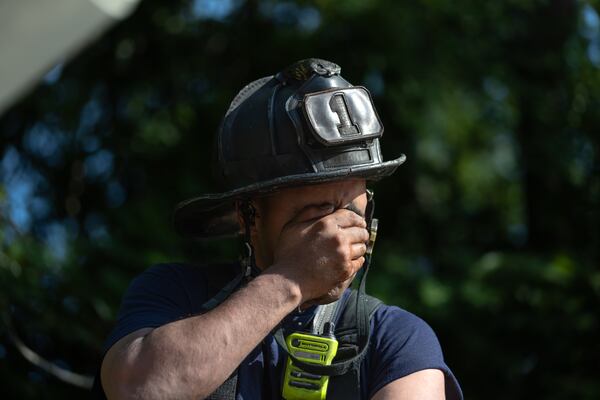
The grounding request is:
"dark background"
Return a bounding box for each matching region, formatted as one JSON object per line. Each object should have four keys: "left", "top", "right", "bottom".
{"left": 1, "top": 0, "right": 599, "bottom": 398}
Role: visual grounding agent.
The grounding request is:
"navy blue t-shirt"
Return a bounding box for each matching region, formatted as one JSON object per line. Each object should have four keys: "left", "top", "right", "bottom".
{"left": 95, "top": 263, "right": 463, "bottom": 399}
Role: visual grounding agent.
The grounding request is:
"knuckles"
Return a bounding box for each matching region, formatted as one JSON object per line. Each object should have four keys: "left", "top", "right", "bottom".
{"left": 357, "top": 243, "right": 367, "bottom": 255}
{"left": 277, "top": 210, "right": 369, "bottom": 303}
{"left": 335, "top": 244, "right": 347, "bottom": 259}
{"left": 316, "top": 216, "right": 336, "bottom": 232}
{"left": 340, "top": 262, "right": 354, "bottom": 280}
{"left": 362, "top": 228, "right": 370, "bottom": 242}
{"left": 332, "top": 233, "right": 346, "bottom": 248}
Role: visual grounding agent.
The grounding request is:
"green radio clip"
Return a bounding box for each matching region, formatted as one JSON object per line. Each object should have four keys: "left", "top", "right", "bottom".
{"left": 282, "top": 322, "right": 338, "bottom": 400}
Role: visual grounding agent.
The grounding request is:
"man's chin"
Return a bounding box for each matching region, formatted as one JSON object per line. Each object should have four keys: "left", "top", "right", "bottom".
{"left": 298, "top": 281, "right": 353, "bottom": 310}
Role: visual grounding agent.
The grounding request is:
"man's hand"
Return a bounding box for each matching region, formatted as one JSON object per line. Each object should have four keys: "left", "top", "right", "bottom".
{"left": 269, "top": 204, "right": 370, "bottom": 305}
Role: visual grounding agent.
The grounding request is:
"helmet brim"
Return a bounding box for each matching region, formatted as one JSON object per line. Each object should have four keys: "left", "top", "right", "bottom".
{"left": 173, "top": 154, "right": 406, "bottom": 239}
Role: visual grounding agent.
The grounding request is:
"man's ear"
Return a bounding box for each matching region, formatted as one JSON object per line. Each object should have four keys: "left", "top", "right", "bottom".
{"left": 235, "top": 199, "right": 258, "bottom": 236}
{"left": 235, "top": 200, "right": 244, "bottom": 233}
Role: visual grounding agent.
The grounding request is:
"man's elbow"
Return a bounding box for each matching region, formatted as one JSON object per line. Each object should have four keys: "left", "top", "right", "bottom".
{"left": 100, "top": 334, "right": 160, "bottom": 400}
{"left": 101, "top": 349, "right": 146, "bottom": 400}
{"left": 100, "top": 339, "right": 214, "bottom": 400}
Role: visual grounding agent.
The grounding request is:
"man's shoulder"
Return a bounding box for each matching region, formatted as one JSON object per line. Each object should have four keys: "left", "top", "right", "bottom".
{"left": 365, "top": 300, "right": 464, "bottom": 400}
{"left": 369, "top": 302, "right": 444, "bottom": 358}
{"left": 104, "top": 262, "right": 237, "bottom": 350}
{"left": 128, "top": 263, "right": 205, "bottom": 300}
{"left": 336, "top": 293, "right": 441, "bottom": 362}
{"left": 135, "top": 261, "right": 238, "bottom": 288}
{"left": 371, "top": 302, "right": 434, "bottom": 335}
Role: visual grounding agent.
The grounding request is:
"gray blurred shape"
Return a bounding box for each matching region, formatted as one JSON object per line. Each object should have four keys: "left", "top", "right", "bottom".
{"left": 0, "top": 0, "right": 141, "bottom": 115}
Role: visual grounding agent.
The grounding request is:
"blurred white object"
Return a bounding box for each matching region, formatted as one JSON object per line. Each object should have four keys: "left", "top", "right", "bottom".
{"left": 0, "top": 0, "right": 141, "bottom": 115}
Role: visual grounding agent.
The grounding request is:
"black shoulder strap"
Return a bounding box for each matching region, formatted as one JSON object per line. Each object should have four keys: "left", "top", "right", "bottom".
{"left": 327, "top": 290, "right": 382, "bottom": 400}
{"left": 205, "top": 373, "right": 238, "bottom": 400}
{"left": 204, "top": 290, "right": 382, "bottom": 400}
{"left": 200, "top": 259, "right": 258, "bottom": 312}
{"left": 336, "top": 290, "right": 382, "bottom": 338}
{"left": 201, "top": 262, "right": 253, "bottom": 400}
{"left": 273, "top": 253, "right": 375, "bottom": 377}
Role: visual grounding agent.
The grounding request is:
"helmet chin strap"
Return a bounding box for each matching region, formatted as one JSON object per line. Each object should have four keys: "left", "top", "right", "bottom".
{"left": 239, "top": 200, "right": 260, "bottom": 279}
{"left": 365, "top": 189, "right": 377, "bottom": 254}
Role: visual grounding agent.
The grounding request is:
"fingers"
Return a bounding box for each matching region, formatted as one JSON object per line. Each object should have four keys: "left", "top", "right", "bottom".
{"left": 289, "top": 204, "right": 335, "bottom": 224}
{"left": 344, "top": 226, "right": 370, "bottom": 244}
{"left": 330, "top": 208, "right": 366, "bottom": 229}
{"left": 350, "top": 256, "right": 366, "bottom": 272}
{"left": 287, "top": 205, "right": 365, "bottom": 229}
{"left": 350, "top": 242, "right": 367, "bottom": 259}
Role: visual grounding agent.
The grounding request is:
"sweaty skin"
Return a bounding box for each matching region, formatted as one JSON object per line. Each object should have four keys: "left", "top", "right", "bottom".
{"left": 100, "top": 179, "right": 444, "bottom": 400}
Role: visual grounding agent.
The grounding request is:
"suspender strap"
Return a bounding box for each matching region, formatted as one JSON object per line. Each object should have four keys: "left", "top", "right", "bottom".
{"left": 327, "top": 291, "right": 382, "bottom": 400}
{"left": 273, "top": 252, "right": 373, "bottom": 377}
{"left": 328, "top": 368, "right": 361, "bottom": 400}
{"left": 200, "top": 244, "right": 260, "bottom": 312}
{"left": 205, "top": 372, "right": 238, "bottom": 400}
{"left": 311, "top": 298, "right": 346, "bottom": 335}
{"left": 200, "top": 272, "right": 245, "bottom": 311}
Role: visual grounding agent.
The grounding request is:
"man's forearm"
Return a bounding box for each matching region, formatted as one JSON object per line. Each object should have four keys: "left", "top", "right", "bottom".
{"left": 103, "top": 205, "right": 368, "bottom": 400}
{"left": 102, "top": 271, "right": 301, "bottom": 400}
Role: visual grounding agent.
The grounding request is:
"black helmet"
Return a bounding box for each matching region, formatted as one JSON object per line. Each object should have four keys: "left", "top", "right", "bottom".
{"left": 173, "top": 58, "right": 406, "bottom": 238}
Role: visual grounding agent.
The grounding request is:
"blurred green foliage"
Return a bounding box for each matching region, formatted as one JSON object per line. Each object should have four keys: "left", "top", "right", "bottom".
{"left": 1, "top": 0, "right": 599, "bottom": 398}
